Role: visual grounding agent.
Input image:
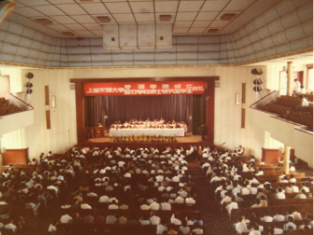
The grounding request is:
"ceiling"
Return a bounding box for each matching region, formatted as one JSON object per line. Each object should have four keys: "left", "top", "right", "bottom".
{"left": 6, "top": 0, "right": 282, "bottom": 38}
{"left": 249, "top": 52, "right": 314, "bottom": 66}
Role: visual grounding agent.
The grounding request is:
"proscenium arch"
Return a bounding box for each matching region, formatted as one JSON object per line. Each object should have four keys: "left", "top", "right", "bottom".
{"left": 70, "top": 76, "right": 219, "bottom": 144}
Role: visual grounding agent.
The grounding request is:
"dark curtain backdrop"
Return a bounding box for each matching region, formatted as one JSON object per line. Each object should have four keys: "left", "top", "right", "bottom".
{"left": 84, "top": 95, "right": 194, "bottom": 129}
{"left": 84, "top": 97, "right": 97, "bottom": 128}
{"left": 192, "top": 94, "right": 206, "bottom": 135}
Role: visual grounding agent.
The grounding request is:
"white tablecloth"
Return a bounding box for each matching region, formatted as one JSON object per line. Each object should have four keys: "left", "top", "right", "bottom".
{"left": 109, "top": 128, "right": 185, "bottom": 137}
{"left": 112, "top": 124, "right": 187, "bottom": 132}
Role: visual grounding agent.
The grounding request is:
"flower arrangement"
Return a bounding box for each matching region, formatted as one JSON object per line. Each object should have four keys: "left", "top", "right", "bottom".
{"left": 113, "top": 134, "right": 177, "bottom": 143}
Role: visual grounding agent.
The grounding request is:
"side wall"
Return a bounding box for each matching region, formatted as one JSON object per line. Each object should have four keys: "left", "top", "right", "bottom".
{"left": 12, "top": 66, "right": 266, "bottom": 159}
{"left": 0, "top": 66, "right": 27, "bottom": 150}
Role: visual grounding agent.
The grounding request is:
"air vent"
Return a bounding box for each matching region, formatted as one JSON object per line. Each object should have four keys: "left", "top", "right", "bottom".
{"left": 160, "top": 15, "right": 171, "bottom": 21}
{"left": 62, "top": 32, "right": 75, "bottom": 36}
{"left": 97, "top": 16, "right": 111, "bottom": 23}
{"left": 220, "top": 13, "right": 236, "bottom": 20}
{"left": 207, "top": 28, "right": 219, "bottom": 33}
{"left": 80, "top": 0, "right": 93, "bottom": 2}
{"left": 35, "top": 18, "right": 53, "bottom": 25}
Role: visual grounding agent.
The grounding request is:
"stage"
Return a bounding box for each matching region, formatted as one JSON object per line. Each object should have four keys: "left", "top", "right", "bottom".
{"left": 88, "top": 131, "right": 202, "bottom": 143}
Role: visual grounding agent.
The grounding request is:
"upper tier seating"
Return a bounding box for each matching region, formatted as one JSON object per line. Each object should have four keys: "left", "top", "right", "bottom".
{"left": 275, "top": 95, "right": 301, "bottom": 108}
{"left": 0, "top": 98, "right": 22, "bottom": 115}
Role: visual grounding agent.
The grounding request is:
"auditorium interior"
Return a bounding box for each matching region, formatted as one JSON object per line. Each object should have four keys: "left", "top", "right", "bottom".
{"left": 0, "top": 0, "right": 313, "bottom": 234}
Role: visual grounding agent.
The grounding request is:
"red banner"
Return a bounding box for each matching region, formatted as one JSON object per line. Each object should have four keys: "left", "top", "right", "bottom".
{"left": 84, "top": 81, "right": 205, "bottom": 96}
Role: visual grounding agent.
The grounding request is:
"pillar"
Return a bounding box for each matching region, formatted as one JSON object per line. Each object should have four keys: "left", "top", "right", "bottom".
{"left": 283, "top": 145, "right": 291, "bottom": 174}
{"left": 287, "top": 61, "right": 293, "bottom": 96}
{"left": 0, "top": 140, "right": 2, "bottom": 173}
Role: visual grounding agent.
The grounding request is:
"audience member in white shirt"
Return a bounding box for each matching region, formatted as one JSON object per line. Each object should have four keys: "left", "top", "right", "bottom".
{"left": 276, "top": 188, "right": 286, "bottom": 199}
{"left": 273, "top": 210, "right": 285, "bottom": 222}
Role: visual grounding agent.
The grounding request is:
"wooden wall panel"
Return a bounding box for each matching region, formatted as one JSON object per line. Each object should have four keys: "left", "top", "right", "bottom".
{"left": 206, "top": 79, "right": 215, "bottom": 143}
{"left": 241, "top": 108, "right": 245, "bottom": 128}
{"left": 242, "top": 83, "right": 246, "bottom": 104}
{"left": 46, "top": 110, "right": 51, "bottom": 129}
{"left": 45, "top": 85, "right": 49, "bottom": 105}
{"left": 262, "top": 148, "right": 282, "bottom": 165}
{"left": 2, "top": 148, "right": 28, "bottom": 165}
{"left": 75, "top": 82, "right": 85, "bottom": 142}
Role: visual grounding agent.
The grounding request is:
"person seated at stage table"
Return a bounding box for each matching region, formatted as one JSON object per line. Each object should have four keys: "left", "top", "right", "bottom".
{"left": 160, "top": 117, "right": 165, "bottom": 123}
{"left": 172, "top": 119, "right": 176, "bottom": 125}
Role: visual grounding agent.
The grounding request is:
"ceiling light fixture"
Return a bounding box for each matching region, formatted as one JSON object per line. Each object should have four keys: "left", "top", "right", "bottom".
{"left": 62, "top": 32, "right": 75, "bottom": 36}
{"left": 35, "top": 18, "right": 53, "bottom": 25}
{"left": 159, "top": 15, "right": 171, "bottom": 21}
{"left": 97, "top": 16, "right": 111, "bottom": 23}
{"left": 220, "top": 13, "right": 236, "bottom": 20}
{"left": 207, "top": 29, "right": 219, "bottom": 33}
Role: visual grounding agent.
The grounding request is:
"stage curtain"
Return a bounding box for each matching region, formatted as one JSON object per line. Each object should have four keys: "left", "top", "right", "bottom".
{"left": 192, "top": 94, "right": 206, "bottom": 135}
{"left": 84, "top": 97, "right": 97, "bottom": 128}
{"left": 84, "top": 95, "right": 192, "bottom": 128}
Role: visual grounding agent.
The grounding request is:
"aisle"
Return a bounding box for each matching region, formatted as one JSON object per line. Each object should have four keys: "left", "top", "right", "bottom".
{"left": 187, "top": 162, "right": 234, "bottom": 235}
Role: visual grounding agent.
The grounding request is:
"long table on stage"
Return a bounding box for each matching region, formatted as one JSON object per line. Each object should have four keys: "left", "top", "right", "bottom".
{"left": 109, "top": 128, "right": 185, "bottom": 137}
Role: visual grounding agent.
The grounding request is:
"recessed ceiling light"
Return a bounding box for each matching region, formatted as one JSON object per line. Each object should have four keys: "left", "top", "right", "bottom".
{"left": 35, "top": 18, "right": 53, "bottom": 25}
{"left": 160, "top": 15, "right": 171, "bottom": 21}
{"left": 62, "top": 32, "right": 75, "bottom": 36}
{"left": 207, "top": 29, "right": 219, "bottom": 33}
{"left": 97, "top": 16, "right": 111, "bottom": 23}
{"left": 220, "top": 13, "right": 236, "bottom": 21}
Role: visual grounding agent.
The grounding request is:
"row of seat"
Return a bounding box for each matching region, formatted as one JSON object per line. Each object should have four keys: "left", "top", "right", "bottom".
{"left": 225, "top": 198, "right": 313, "bottom": 209}
{"left": 262, "top": 103, "right": 290, "bottom": 116}
{"left": 230, "top": 203, "right": 312, "bottom": 220}
{"left": 275, "top": 95, "right": 302, "bottom": 108}
{"left": 303, "top": 94, "right": 313, "bottom": 102}
{"left": 0, "top": 105, "right": 22, "bottom": 115}
{"left": 287, "top": 111, "right": 313, "bottom": 130}
{"left": 57, "top": 223, "right": 203, "bottom": 235}
{"left": 0, "top": 98, "right": 9, "bottom": 106}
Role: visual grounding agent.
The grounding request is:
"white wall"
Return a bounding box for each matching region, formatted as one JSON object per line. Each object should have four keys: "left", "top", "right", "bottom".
{"left": 1, "top": 65, "right": 312, "bottom": 166}
{"left": 55, "top": 66, "right": 267, "bottom": 159}
{"left": 248, "top": 106, "right": 313, "bottom": 167}
{"left": 0, "top": 66, "right": 26, "bottom": 150}
{"left": 21, "top": 69, "right": 78, "bottom": 158}
{"left": 213, "top": 66, "right": 267, "bottom": 158}
{"left": 1, "top": 128, "right": 27, "bottom": 149}
{"left": 0, "top": 66, "right": 23, "bottom": 94}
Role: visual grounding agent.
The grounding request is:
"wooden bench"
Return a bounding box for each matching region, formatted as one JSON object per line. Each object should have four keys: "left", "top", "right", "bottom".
{"left": 303, "top": 94, "right": 313, "bottom": 102}
{"left": 262, "top": 103, "right": 291, "bottom": 116}
{"left": 287, "top": 111, "right": 313, "bottom": 130}
{"left": 231, "top": 203, "right": 311, "bottom": 220}
{"left": 57, "top": 223, "right": 204, "bottom": 235}
{"left": 275, "top": 96, "right": 301, "bottom": 108}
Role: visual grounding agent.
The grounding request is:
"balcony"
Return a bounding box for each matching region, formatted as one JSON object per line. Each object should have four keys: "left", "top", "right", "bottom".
{"left": 248, "top": 91, "right": 313, "bottom": 167}
{"left": 0, "top": 94, "right": 34, "bottom": 138}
